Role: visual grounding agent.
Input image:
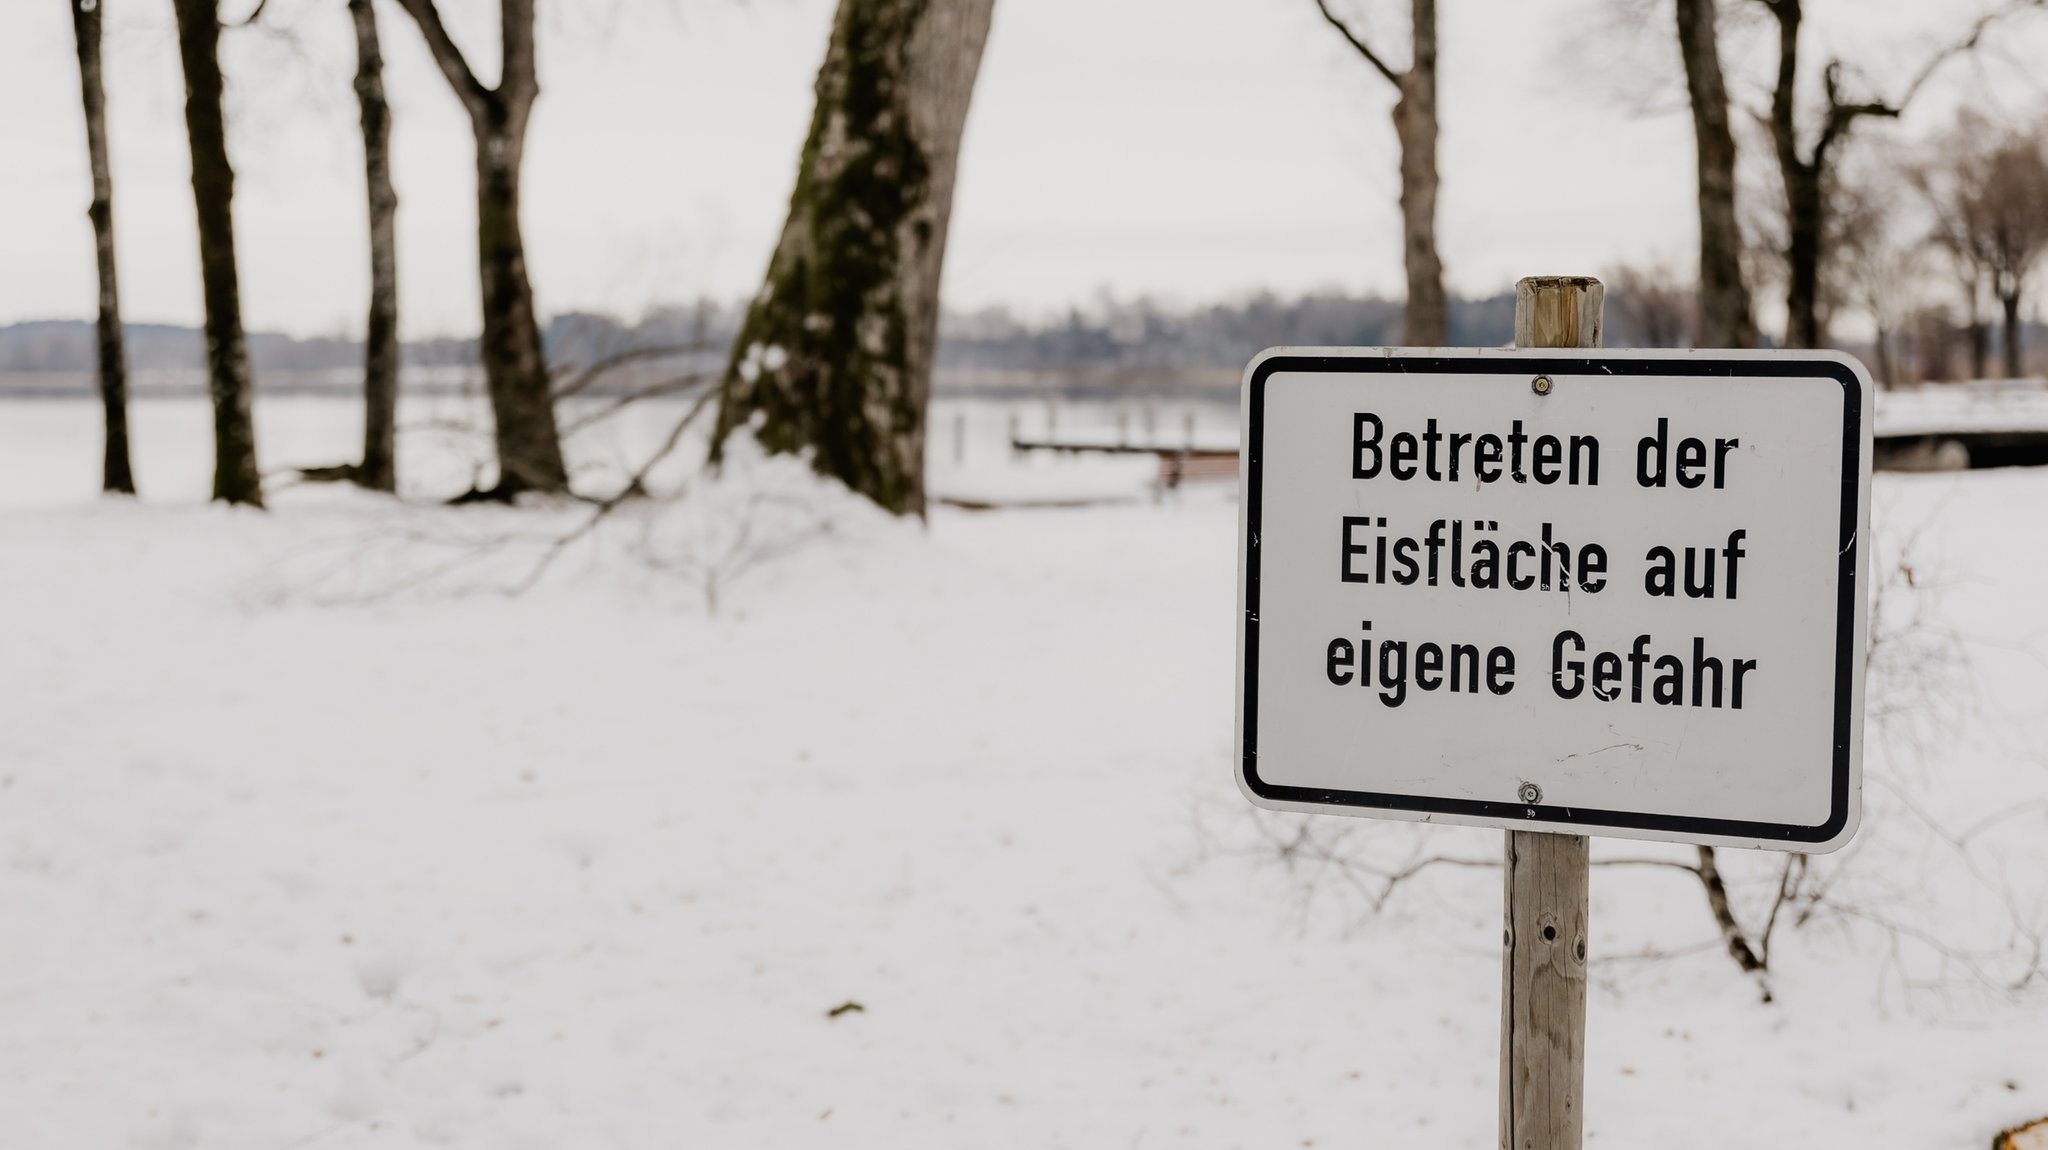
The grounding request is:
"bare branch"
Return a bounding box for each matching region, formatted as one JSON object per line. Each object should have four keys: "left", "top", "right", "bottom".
{"left": 1310, "top": 0, "right": 1403, "bottom": 86}
{"left": 500, "top": 0, "right": 538, "bottom": 109}
{"left": 1694, "top": 845, "right": 1771, "bottom": 989}
{"left": 1590, "top": 856, "right": 1704, "bottom": 875}
{"left": 505, "top": 387, "right": 719, "bottom": 595}
{"left": 1757, "top": 853, "right": 1806, "bottom": 969}
{"left": 391, "top": 0, "right": 489, "bottom": 118}
{"left": 560, "top": 376, "right": 711, "bottom": 437}
{"left": 550, "top": 342, "right": 714, "bottom": 400}
{"left": 1888, "top": 2, "right": 2028, "bottom": 113}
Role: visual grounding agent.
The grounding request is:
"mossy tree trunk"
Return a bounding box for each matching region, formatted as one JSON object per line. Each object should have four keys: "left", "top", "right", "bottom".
{"left": 351, "top": 0, "right": 400, "bottom": 492}
{"left": 394, "top": 0, "right": 566, "bottom": 497}
{"left": 172, "top": 0, "right": 263, "bottom": 507}
{"left": 1674, "top": 0, "right": 1756, "bottom": 349}
{"left": 70, "top": 0, "right": 137, "bottom": 495}
{"left": 1310, "top": 0, "right": 1447, "bottom": 345}
{"left": 710, "top": 0, "right": 996, "bottom": 516}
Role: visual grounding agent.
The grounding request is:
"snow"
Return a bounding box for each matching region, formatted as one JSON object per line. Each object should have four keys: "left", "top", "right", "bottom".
{"left": 1874, "top": 380, "right": 2048, "bottom": 438}
{"left": 0, "top": 395, "right": 2044, "bottom": 1147}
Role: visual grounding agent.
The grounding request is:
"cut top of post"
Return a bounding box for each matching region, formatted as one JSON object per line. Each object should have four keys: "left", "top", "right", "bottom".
{"left": 1514, "top": 276, "right": 1604, "bottom": 350}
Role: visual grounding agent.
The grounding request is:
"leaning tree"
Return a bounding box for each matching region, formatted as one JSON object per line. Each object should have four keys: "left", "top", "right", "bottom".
{"left": 392, "top": 0, "right": 566, "bottom": 497}
{"left": 709, "top": 0, "right": 997, "bottom": 516}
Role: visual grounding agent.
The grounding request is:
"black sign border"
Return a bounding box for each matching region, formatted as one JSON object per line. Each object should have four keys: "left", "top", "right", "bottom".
{"left": 1240, "top": 352, "right": 1864, "bottom": 844}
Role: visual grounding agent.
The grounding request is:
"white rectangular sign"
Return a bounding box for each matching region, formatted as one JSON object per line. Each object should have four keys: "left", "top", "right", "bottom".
{"left": 1234, "top": 348, "right": 1872, "bottom": 851}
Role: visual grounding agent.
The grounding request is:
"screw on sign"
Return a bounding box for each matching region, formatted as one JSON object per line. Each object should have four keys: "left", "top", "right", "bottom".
{"left": 1232, "top": 275, "right": 1874, "bottom": 1148}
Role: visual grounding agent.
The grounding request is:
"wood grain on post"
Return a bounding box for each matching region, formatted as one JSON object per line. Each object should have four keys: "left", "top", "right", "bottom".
{"left": 1513, "top": 276, "right": 1603, "bottom": 350}
{"left": 1502, "top": 275, "right": 1597, "bottom": 1150}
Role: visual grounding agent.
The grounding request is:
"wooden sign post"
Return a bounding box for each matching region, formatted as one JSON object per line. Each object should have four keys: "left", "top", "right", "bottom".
{"left": 1232, "top": 274, "right": 1871, "bottom": 1146}
{"left": 1500, "top": 275, "right": 1599, "bottom": 1150}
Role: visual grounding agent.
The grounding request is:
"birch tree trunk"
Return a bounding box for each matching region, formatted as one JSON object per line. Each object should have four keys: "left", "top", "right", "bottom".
{"left": 71, "top": 0, "right": 137, "bottom": 495}
{"left": 710, "top": 0, "right": 996, "bottom": 516}
{"left": 1674, "top": 0, "right": 1756, "bottom": 349}
{"left": 393, "top": 0, "right": 566, "bottom": 498}
{"left": 172, "top": 0, "right": 263, "bottom": 507}
{"left": 352, "top": 0, "right": 400, "bottom": 492}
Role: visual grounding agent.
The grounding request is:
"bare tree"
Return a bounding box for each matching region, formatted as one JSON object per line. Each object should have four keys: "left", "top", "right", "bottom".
{"left": 1754, "top": 0, "right": 2022, "bottom": 349}
{"left": 709, "top": 0, "right": 996, "bottom": 516}
{"left": 1607, "top": 260, "right": 1694, "bottom": 347}
{"left": 1978, "top": 127, "right": 2048, "bottom": 377}
{"left": 1829, "top": 159, "right": 1922, "bottom": 386}
{"left": 1673, "top": 0, "right": 1755, "bottom": 348}
{"left": 1310, "top": 0, "right": 1447, "bottom": 345}
{"left": 1908, "top": 305, "right": 1960, "bottom": 383}
{"left": 70, "top": 0, "right": 137, "bottom": 495}
{"left": 392, "top": 0, "right": 566, "bottom": 498}
{"left": 1912, "top": 112, "right": 2048, "bottom": 379}
{"left": 352, "top": 0, "right": 399, "bottom": 490}
{"left": 1911, "top": 133, "right": 1995, "bottom": 380}
{"left": 172, "top": 0, "right": 263, "bottom": 506}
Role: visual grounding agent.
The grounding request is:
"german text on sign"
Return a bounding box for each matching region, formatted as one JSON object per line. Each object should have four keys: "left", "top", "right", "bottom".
{"left": 1233, "top": 349, "right": 1872, "bottom": 851}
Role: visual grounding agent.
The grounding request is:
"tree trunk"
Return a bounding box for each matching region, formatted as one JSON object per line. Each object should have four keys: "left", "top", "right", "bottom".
{"left": 1874, "top": 323, "right": 1892, "bottom": 387}
{"left": 474, "top": 111, "right": 564, "bottom": 495}
{"left": 1764, "top": 0, "right": 1826, "bottom": 350}
{"left": 2002, "top": 290, "right": 2023, "bottom": 378}
{"left": 1393, "top": 0, "right": 1446, "bottom": 346}
{"left": 172, "top": 0, "right": 262, "bottom": 507}
{"left": 1968, "top": 293, "right": 1989, "bottom": 379}
{"left": 710, "top": 0, "right": 996, "bottom": 516}
{"left": 391, "top": 0, "right": 565, "bottom": 498}
{"left": 1782, "top": 160, "right": 1825, "bottom": 349}
{"left": 351, "top": 0, "right": 399, "bottom": 492}
{"left": 72, "top": 0, "right": 136, "bottom": 495}
{"left": 1674, "top": 0, "right": 1755, "bottom": 349}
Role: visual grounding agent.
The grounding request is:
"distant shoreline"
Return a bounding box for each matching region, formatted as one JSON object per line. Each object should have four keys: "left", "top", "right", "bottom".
{"left": 0, "top": 365, "right": 1247, "bottom": 402}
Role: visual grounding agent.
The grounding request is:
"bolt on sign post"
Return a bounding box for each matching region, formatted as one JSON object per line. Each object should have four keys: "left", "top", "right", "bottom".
{"left": 1231, "top": 276, "right": 1874, "bottom": 1148}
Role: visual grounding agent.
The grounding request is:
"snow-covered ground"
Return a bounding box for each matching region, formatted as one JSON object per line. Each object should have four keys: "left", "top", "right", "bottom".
{"left": 1, "top": 395, "right": 2044, "bottom": 1148}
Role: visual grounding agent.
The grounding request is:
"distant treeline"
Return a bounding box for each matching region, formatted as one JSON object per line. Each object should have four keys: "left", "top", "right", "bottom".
{"left": 0, "top": 289, "right": 1711, "bottom": 380}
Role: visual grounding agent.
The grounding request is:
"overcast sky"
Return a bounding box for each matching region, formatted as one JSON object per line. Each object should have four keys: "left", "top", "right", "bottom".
{"left": 2, "top": 0, "right": 2043, "bottom": 337}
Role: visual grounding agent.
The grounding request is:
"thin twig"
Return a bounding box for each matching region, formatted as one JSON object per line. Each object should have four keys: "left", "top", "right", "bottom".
{"left": 1309, "top": 0, "right": 1403, "bottom": 85}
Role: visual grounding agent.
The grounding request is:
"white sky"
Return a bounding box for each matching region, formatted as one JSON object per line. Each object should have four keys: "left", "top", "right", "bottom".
{"left": 1, "top": 0, "right": 2043, "bottom": 337}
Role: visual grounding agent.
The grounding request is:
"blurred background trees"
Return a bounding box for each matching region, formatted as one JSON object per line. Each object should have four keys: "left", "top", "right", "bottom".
{"left": 21, "top": 0, "right": 2048, "bottom": 509}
